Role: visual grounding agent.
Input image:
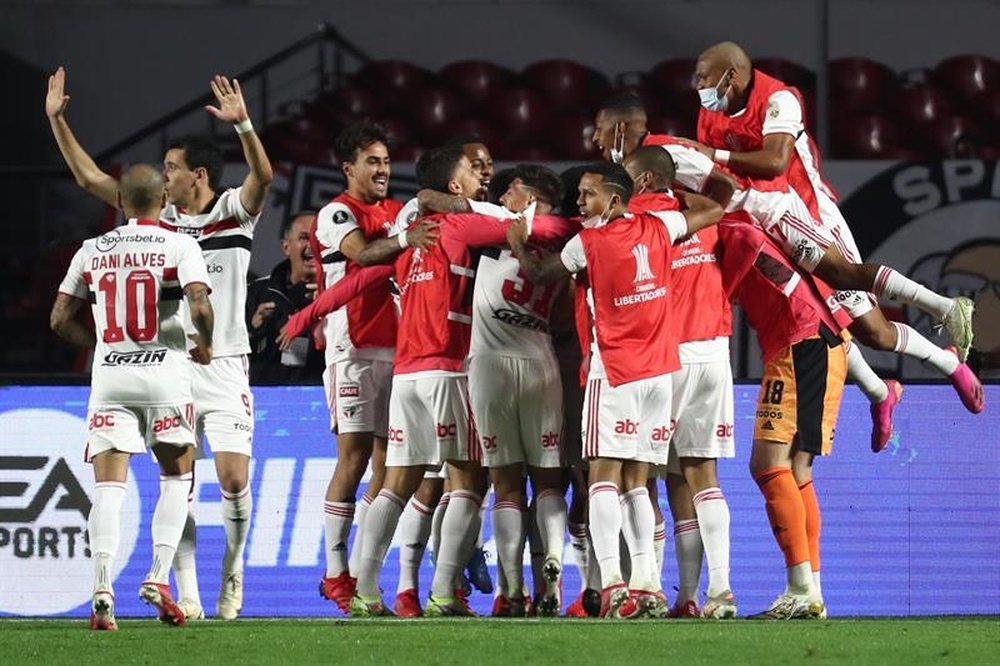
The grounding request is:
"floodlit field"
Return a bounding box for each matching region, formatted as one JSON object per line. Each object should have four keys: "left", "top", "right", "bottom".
{"left": 4, "top": 617, "right": 999, "bottom": 665}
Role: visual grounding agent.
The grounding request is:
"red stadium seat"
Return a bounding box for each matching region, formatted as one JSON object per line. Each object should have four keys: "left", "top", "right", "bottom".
{"left": 485, "top": 87, "right": 552, "bottom": 135}
{"left": 919, "top": 114, "right": 976, "bottom": 158}
{"left": 390, "top": 143, "right": 423, "bottom": 164}
{"left": 891, "top": 84, "right": 953, "bottom": 128}
{"left": 644, "top": 59, "right": 698, "bottom": 117}
{"left": 378, "top": 117, "right": 415, "bottom": 155}
{"left": 412, "top": 86, "right": 468, "bottom": 143}
{"left": 549, "top": 113, "right": 597, "bottom": 160}
{"left": 496, "top": 142, "right": 555, "bottom": 162}
{"left": 831, "top": 113, "right": 909, "bottom": 159}
{"left": 448, "top": 117, "right": 502, "bottom": 150}
{"left": 355, "top": 60, "right": 433, "bottom": 107}
{"left": 931, "top": 54, "right": 1000, "bottom": 102}
{"left": 753, "top": 57, "right": 816, "bottom": 93}
{"left": 522, "top": 60, "right": 610, "bottom": 110}
{"left": 829, "top": 57, "right": 897, "bottom": 113}
{"left": 441, "top": 60, "right": 514, "bottom": 107}
{"left": 307, "top": 86, "right": 384, "bottom": 136}
{"left": 647, "top": 115, "right": 696, "bottom": 140}
{"left": 263, "top": 120, "right": 327, "bottom": 163}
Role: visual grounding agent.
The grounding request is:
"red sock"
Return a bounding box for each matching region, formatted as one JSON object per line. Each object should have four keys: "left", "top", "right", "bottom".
{"left": 798, "top": 480, "right": 821, "bottom": 572}
{"left": 754, "top": 467, "right": 810, "bottom": 568}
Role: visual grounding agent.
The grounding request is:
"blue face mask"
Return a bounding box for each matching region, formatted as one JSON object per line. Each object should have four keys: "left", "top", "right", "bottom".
{"left": 699, "top": 71, "right": 732, "bottom": 112}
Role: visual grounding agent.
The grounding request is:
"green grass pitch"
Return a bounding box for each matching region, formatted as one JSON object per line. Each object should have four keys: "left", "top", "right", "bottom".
{"left": 3, "top": 618, "right": 999, "bottom": 665}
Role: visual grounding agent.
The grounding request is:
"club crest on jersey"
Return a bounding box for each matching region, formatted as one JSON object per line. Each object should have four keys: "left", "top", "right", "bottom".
{"left": 332, "top": 210, "right": 351, "bottom": 225}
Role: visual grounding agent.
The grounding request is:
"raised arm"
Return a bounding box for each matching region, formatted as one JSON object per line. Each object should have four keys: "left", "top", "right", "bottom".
{"left": 45, "top": 67, "right": 119, "bottom": 207}
{"left": 204, "top": 75, "right": 273, "bottom": 216}
{"left": 185, "top": 282, "right": 215, "bottom": 365}
{"left": 50, "top": 293, "right": 96, "bottom": 348}
{"left": 675, "top": 191, "right": 724, "bottom": 236}
{"left": 417, "top": 189, "right": 472, "bottom": 214}
{"left": 353, "top": 219, "right": 439, "bottom": 266}
{"left": 278, "top": 264, "right": 394, "bottom": 348}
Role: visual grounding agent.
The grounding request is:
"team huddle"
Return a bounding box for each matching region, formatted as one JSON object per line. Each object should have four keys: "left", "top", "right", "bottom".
{"left": 46, "top": 41, "right": 984, "bottom": 630}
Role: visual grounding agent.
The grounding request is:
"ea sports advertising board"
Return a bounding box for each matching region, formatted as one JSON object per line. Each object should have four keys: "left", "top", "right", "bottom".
{"left": 1, "top": 384, "right": 997, "bottom": 618}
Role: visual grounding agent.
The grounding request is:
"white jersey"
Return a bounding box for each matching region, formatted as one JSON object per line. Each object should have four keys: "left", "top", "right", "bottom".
{"left": 462, "top": 200, "right": 558, "bottom": 360}
{"left": 58, "top": 220, "right": 211, "bottom": 408}
{"left": 660, "top": 141, "right": 792, "bottom": 228}
{"left": 159, "top": 187, "right": 258, "bottom": 357}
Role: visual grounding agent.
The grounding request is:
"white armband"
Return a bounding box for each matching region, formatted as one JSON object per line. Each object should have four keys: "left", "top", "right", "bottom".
{"left": 234, "top": 119, "right": 254, "bottom": 135}
{"left": 396, "top": 229, "right": 409, "bottom": 248}
{"left": 714, "top": 149, "right": 730, "bottom": 165}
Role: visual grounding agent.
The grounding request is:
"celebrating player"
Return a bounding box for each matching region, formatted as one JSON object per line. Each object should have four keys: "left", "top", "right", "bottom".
{"left": 50, "top": 165, "right": 214, "bottom": 629}
{"left": 47, "top": 67, "right": 273, "bottom": 620}
{"left": 688, "top": 41, "right": 982, "bottom": 420}
{"left": 310, "top": 120, "right": 414, "bottom": 612}
{"left": 507, "top": 162, "right": 724, "bottom": 618}
{"left": 623, "top": 146, "right": 738, "bottom": 619}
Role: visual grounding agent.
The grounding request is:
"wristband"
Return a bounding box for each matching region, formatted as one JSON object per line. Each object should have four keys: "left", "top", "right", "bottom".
{"left": 714, "top": 149, "right": 730, "bottom": 165}
{"left": 397, "top": 229, "right": 409, "bottom": 248}
{"left": 234, "top": 119, "right": 254, "bottom": 135}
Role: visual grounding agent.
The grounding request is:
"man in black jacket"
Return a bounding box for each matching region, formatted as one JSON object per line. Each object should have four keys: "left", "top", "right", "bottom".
{"left": 246, "top": 211, "right": 325, "bottom": 384}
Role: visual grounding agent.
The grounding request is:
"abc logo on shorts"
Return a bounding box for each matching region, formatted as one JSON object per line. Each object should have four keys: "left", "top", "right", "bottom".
{"left": 0, "top": 409, "right": 141, "bottom": 615}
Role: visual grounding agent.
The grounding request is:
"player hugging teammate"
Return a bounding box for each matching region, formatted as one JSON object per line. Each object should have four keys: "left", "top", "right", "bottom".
{"left": 47, "top": 39, "right": 984, "bottom": 628}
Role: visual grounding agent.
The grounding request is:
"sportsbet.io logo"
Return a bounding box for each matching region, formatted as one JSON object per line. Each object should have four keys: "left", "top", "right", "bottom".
{"left": 0, "top": 409, "right": 140, "bottom": 615}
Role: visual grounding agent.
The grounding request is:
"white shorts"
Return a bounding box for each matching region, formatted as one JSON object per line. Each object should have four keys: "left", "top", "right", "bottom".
{"left": 469, "top": 354, "right": 563, "bottom": 469}
{"left": 323, "top": 358, "right": 392, "bottom": 437}
{"left": 816, "top": 190, "right": 876, "bottom": 319}
{"left": 664, "top": 359, "right": 736, "bottom": 475}
{"left": 85, "top": 403, "right": 195, "bottom": 462}
{"left": 386, "top": 373, "right": 477, "bottom": 467}
{"left": 192, "top": 356, "right": 254, "bottom": 458}
{"left": 581, "top": 373, "right": 672, "bottom": 465}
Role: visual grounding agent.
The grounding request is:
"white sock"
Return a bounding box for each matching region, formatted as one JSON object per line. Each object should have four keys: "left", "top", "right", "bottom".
{"left": 431, "top": 492, "right": 450, "bottom": 563}
{"left": 477, "top": 501, "right": 487, "bottom": 548}
{"left": 693, "top": 487, "right": 731, "bottom": 597}
{"left": 588, "top": 482, "right": 623, "bottom": 589}
{"left": 653, "top": 521, "right": 666, "bottom": 583}
{"left": 568, "top": 522, "right": 590, "bottom": 592}
{"left": 620, "top": 487, "right": 658, "bottom": 591}
{"left": 812, "top": 570, "right": 823, "bottom": 599}
{"left": 348, "top": 493, "right": 374, "bottom": 576}
{"left": 673, "top": 518, "right": 703, "bottom": 605}
{"left": 787, "top": 561, "right": 813, "bottom": 594}
{"left": 846, "top": 341, "right": 888, "bottom": 403}
{"left": 89, "top": 481, "right": 126, "bottom": 594}
{"left": 431, "top": 490, "right": 481, "bottom": 598}
{"left": 147, "top": 473, "right": 192, "bottom": 584}
{"left": 873, "top": 266, "right": 953, "bottom": 321}
{"left": 891, "top": 322, "right": 960, "bottom": 375}
{"left": 323, "top": 500, "right": 355, "bottom": 578}
{"left": 355, "top": 490, "right": 405, "bottom": 598}
{"left": 535, "top": 488, "right": 568, "bottom": 563}
{"left": 221, "top": 485, "right": 252, "bottom": 576}
{"left": 396, "top": 497, "right": 434, "bottom": 594}
{"left": 453, "top": 501, "right": 483, "bottom": 592}
{"left": 173, "top": 507, "right": 201, "bottom": 604}
{"left": 492, "top": 501, "right": 525, "bottom": 596}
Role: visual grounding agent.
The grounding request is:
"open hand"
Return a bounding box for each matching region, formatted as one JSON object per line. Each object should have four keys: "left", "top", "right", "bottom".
{"left": 205, "top": 75, "right": 249, "bottom": 124}
{"left": 406, "top": 219, "right": 441, "bottom": 250}
{"left": 46, "top": 66, "right": 71, "bottom": 118}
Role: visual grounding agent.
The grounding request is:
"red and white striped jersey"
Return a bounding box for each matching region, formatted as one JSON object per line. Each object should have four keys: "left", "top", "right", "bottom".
{"left": 159, "top": 187, "right": 258, "bottom": 358}
{"left": 58, "top": 219, "right": 211, "bottom": 407}
{"left": 560, "top": 211, "right": 686, "bottom": 386}
{"left": 311, "top": 192, "right": 403, "bottom": 364}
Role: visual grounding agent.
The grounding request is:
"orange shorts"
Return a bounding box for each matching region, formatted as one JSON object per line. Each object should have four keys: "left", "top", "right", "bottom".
{"left": 753, "top": 336, "right": 847, "bottom": 455}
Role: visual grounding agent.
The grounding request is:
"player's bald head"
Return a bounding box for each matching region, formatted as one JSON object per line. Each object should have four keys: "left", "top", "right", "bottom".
{"left": 699, "top": 41, "right": 752, "bottom": 74}
{"left": 119, "top": 164, "right": 166, "bottom": 217}
{"left": 623, "top": 146, "right": 676, "bottom": 193}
